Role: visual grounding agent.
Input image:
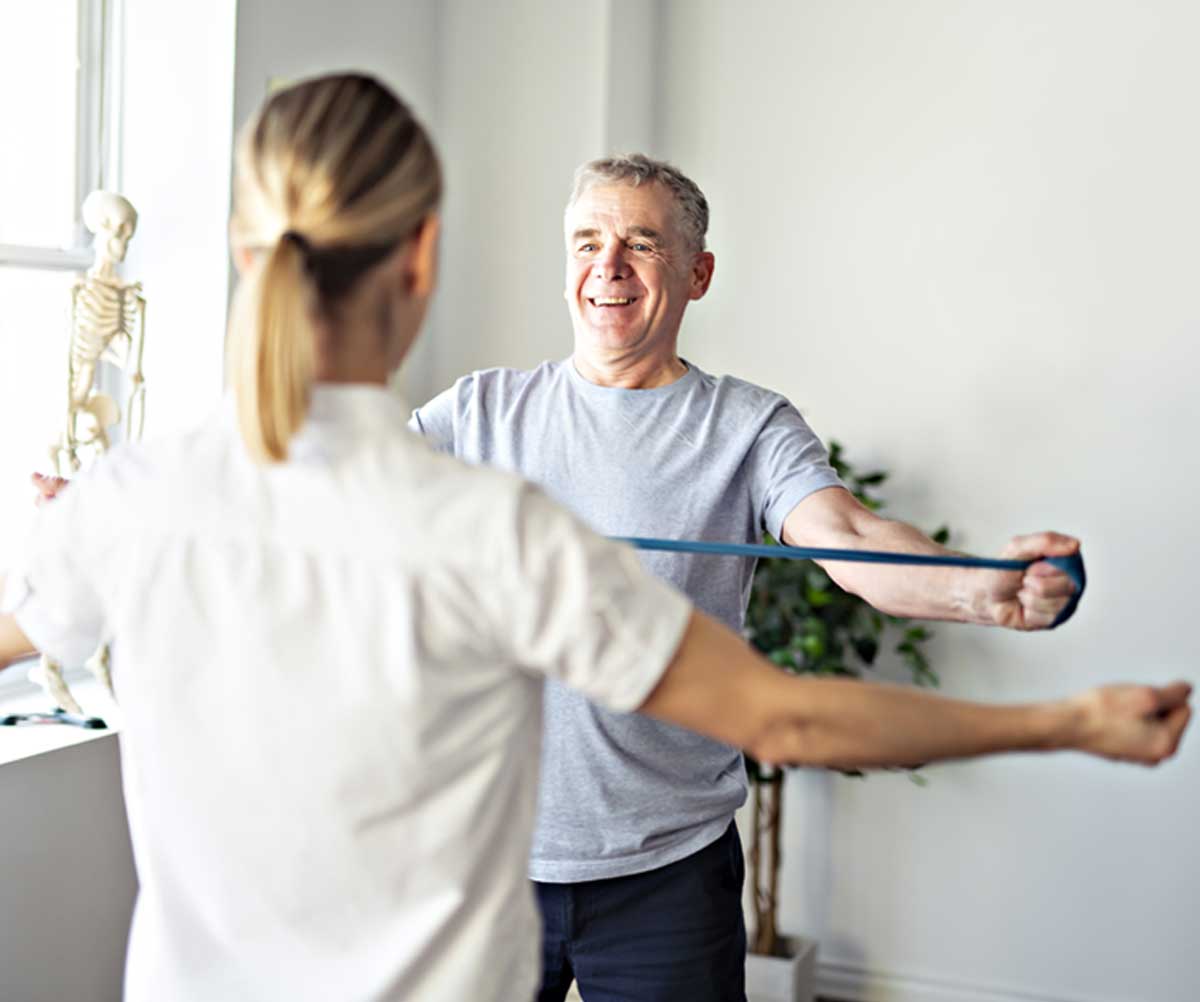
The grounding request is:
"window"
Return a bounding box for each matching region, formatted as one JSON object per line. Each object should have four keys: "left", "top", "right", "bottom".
{"left": 0, "top": 0, "right": 118, "bottom": 571}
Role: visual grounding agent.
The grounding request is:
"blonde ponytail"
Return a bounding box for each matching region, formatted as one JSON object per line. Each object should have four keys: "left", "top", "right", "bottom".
{"left": 227, "top": 73, "right": 442, "bottom": 464}
{"left": 228, "top": 233, "right": 316, "bottom": 462}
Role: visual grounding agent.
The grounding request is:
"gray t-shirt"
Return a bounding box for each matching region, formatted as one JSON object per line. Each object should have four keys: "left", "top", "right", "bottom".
{"left": 410, "top": 358, "right": 842, "bottom": 881}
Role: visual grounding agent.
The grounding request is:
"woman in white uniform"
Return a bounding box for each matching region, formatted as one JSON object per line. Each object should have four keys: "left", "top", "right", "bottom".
{"left": 0, "top": 74, "right": 1190, "bottom": 1001}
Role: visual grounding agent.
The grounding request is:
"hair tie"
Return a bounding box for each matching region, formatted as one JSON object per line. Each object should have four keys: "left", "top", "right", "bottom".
{"left": 281, "top": 229, "right": 311, "bottom": 254}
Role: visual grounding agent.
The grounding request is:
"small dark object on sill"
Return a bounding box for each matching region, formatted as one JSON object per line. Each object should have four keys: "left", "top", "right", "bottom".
{"left": 1, "top": 708, "right": 108, "bottom": 730}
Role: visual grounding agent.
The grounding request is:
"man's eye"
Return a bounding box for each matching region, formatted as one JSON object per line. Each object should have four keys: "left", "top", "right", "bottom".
{"left": 631, "top": 243, "right": 653, "bottom": 252}
{"left": 578, "top": 243, "right": 597, "bottom": 253}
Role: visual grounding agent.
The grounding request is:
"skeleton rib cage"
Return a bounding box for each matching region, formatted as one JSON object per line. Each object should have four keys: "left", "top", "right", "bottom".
{"left": 69, "top": 278, "right": 145, "bottom": 408}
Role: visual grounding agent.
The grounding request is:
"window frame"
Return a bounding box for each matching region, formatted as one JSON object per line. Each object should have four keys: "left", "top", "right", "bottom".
{"left": 0, "top": 0, "right": 122, "bottom": 272}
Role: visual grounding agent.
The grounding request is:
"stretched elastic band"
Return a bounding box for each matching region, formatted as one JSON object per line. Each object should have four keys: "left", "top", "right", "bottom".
{"left": 611, "top": 536, "right": 1086, "bottom": 629}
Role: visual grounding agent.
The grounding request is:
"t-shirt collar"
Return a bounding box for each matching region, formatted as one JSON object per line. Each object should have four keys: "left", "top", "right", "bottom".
{"left": 565, "top": 356, "right": 698, "bottom": 400}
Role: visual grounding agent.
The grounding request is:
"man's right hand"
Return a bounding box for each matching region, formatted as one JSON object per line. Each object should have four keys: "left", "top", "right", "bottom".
{"left": 1070, "top": 682, "right": 1192, "bottom": 765}
{"left": 32, "top": 472, "right": 70, "bottom": 506}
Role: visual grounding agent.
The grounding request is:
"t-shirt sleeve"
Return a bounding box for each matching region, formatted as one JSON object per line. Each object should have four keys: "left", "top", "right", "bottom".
{"left": 408, "top": 384, "right": 459, "bottom": 454}
{"left": 747, "top": 399, "right": 844, "bottom": 540}
{"left": 1, "top": 464, "right": 116, "bottom": 667}
{"left": 497, "top": 484, "right": 693, "bottom": 713}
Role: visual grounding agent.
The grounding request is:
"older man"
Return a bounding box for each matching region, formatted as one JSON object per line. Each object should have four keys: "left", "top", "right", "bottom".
{"left": 410, "top": 155, "right": 1079, "bottom": 1002}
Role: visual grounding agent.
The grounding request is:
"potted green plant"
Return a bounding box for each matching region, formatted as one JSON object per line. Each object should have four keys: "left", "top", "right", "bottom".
{"left": 742, "top": 441, "right": 948, "bottom": 1002}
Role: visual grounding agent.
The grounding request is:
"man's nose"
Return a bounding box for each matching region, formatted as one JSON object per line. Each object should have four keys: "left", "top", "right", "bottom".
{"left": 593, "top": 244, "right": 629, "bottom": 280}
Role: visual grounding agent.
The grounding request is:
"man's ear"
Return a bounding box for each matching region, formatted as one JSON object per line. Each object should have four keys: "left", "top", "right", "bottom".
{"left": 409, "top": 213, "right": 441, "bottom": 297}
{"left": 689, "top": 251, "right": 716, "bottom": 301}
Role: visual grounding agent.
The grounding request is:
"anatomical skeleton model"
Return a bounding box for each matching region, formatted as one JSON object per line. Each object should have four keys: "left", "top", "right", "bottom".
{"left": 31, "top": 191, "right": 147, "bottom": 716}
{"left": 59, "top": 191, "right": 147, "bottom": 471}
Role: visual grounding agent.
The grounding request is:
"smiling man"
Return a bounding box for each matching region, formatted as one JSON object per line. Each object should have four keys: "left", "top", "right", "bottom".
{"left": 409, "top": 154, "right": 1080, "bottom": 1002}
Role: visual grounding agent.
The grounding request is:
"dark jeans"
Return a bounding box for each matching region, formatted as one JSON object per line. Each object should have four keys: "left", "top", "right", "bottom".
{"left": 534, "top": 823, "right": 747, "bottom": 1002}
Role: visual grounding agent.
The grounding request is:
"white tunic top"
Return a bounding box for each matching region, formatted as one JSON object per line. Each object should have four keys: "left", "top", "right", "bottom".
{"left": 4, "top": 386, "right": 691, "bottom": 1002}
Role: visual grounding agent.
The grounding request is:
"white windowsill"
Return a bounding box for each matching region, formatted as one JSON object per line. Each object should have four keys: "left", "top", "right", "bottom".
{"left": 0, "top": 243, "right": 94, "bottom": 271}
{"left": 0, "top": 664, "right": 121, "bottom": 767}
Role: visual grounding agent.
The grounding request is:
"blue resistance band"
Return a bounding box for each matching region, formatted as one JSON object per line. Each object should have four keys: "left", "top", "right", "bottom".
{"left": 611, "top": 537, "right": 1087, "bottom": 629}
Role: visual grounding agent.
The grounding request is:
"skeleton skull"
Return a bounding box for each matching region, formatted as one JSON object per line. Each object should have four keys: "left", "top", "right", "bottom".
{"left": 82, "top": 190, "right": 139, "bottom": 267}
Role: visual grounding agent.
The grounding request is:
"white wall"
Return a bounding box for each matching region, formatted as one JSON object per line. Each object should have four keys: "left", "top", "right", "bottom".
{"left": 231, "top": 0, "right": 439, "bottom": 136}
{"left": 120, "top": 0, "right": 237, "bottom": 435}
{"left": 232, "top": 0, "right": 441, "bottom": 402}
{"left": 429, "top": 0, "right": 612, "bottom": 392}
{"left": 228, "top": 0, "right": 654, "bottom": 400}
{"left": 429, "top": 2, "right": 1199, "bottom": 1001}
{"left": 654, "top": 2, "right": 1200, "bottom": 1001}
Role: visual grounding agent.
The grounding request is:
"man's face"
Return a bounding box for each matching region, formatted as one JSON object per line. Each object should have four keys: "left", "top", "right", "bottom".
{"left": 564, "top": 182, "right": 713, "bottom": 359}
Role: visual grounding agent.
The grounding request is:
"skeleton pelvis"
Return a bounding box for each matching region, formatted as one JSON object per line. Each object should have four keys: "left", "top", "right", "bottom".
{"left": 74, "top": 393, "right": 121, "bottom": 432}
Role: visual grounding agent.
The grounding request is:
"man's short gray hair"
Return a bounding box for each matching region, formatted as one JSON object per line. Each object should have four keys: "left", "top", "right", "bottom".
{"left": 568, "top": 153, "right": 710, "bottom": 252}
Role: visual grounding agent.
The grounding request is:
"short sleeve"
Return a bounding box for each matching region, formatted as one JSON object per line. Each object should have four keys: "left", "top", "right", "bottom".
{"left": 408, "top": 384, "right": 458, "bottom": 453}
{"left": 498, "top": 484, "right": 693, "bottom": 713}
{"left": 746, "top": 400, "right": 843, "bottom": 540}
{"left": 2, "top": 465, "right": 115, "bottom": 667}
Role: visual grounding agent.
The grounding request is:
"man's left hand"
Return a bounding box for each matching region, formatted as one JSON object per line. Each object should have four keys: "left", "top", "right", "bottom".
{"left": 989, "top": 532, "right": 1081, "bottom": 630}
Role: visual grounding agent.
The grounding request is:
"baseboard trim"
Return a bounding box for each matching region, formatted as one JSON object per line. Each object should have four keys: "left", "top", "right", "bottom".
{"left": 817, "top": 960, "right": 1107, "bottom": 1002}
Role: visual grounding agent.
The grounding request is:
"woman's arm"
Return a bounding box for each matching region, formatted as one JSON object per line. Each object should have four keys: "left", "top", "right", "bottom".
{"left": 0, "top": 474, "right": 68, "bottom": 671}
{"left": 639, "top": 611, "right": 1192, "bottom": 769}
{"left": 0, "top": 578, "right": 37, "bottom": 670}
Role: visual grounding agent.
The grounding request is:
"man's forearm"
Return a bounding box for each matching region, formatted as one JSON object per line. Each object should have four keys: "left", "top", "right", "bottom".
{"left": 782, "top": 486, "right": 1079, "bottom": 630}
{"left": 813, "top": 516, "right": 990, "bottom": 623}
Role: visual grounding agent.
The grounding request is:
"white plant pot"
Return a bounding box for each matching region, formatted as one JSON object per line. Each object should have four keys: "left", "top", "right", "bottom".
{"left": 745, "top": 936, "right": 818, "bottom": 1002}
